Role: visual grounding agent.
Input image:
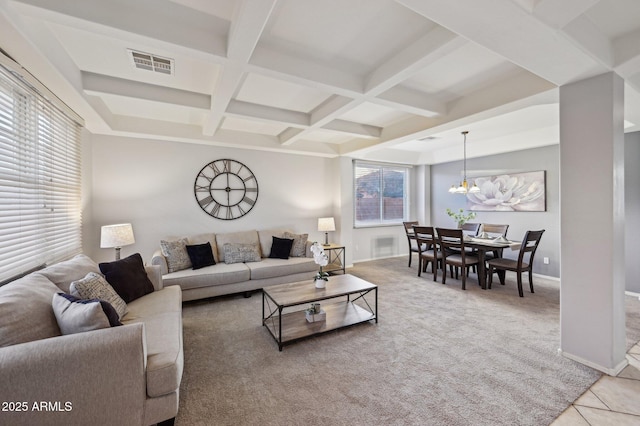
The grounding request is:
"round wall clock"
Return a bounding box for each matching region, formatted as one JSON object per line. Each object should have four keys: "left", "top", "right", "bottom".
{"left": 194, "top": 159, "right": 259, "bottom": 220}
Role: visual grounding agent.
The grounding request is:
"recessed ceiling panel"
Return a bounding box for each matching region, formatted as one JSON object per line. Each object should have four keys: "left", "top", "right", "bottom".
{"left": 236, "top": 73, "right": 331, "bottom": 113}
{"left": 300, "top": 129, "right": 353, "bottom": 144}
{"left": 402, "top": 41, "right": 522, "bottom": 101}
{"left": 220, "top": 116, "right": 289, "bottom": 136}
{"left": 99, "top": 93, "right": 207, "bottom": 125}
{"left": 585, "top": 0, "right": 640, "bottom": 39}
{"left": 260, "top": 0, "right": 436, "bottom": 75}
{"left": 49, "top": 23, "right": 221, "bottom": 93}
{"left": 169, "top": 0, "right": 236, "bottom": 21}
{"left": 340, "top": 102, "right": 412, "bottom": 127}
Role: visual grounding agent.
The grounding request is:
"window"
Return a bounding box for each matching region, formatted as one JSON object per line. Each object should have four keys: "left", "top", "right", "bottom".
{"left": 0, "top": 59, "right": 82, "bottom": 282}
{"left": 354, "top": 161, "right": 409, "bottom": 227}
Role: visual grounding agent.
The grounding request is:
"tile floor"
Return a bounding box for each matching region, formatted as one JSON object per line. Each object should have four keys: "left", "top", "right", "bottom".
{"left": 551, "top": 342, "right": 640, "bottom": 425}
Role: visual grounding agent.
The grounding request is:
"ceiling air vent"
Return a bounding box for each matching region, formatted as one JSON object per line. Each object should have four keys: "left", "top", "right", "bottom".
{"left": 128, "top": 49, "right": 173, "bottom": 75}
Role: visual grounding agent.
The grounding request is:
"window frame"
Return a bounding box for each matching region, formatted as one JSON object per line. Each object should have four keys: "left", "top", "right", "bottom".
{"left": 353, "top": 160, "right": 410, "bottom": 228}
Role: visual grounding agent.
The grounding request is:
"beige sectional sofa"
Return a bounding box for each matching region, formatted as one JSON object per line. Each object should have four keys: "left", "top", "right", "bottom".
{"left": 151, "top": 229, "right": 318, "bottom": 301}
{"left": 0, "top": 254, "right": 182, "bottom": 426}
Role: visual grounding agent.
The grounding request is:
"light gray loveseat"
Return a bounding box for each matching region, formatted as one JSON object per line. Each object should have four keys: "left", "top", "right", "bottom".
{"left": 151, "top": 229, "right": 318, "bottom": 301}
{"left": 0, "top": 254, "right": 182, "bottom": 426}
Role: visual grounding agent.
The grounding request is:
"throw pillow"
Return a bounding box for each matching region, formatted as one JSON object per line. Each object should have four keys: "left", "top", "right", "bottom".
{"left": 70, "top": 272, "right": 128, "bottom": 320}
{"left": 99, "top": 253, "right": 154, "bottom": 303}
{"left": 160, "top": 238, "right": 192, "bottom": 273}
{"left": 186, "top": 242, "right": 216, "bottom": 269}
{"left": 269, "top": 236, "right": 294, "bottom": 260}
{"left": 52, "top": 293, "right": 121, "bottom": 335}
{"left": 284, "top": 232, "right": 309, "bottom": 257}
{"left": 223, "top": 243, "right": 262, "bottom": 264}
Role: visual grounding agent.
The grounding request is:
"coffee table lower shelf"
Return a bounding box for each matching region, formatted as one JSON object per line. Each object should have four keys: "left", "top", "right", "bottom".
{"left": 263, "top": 301, "right": 375, "bottom": 350}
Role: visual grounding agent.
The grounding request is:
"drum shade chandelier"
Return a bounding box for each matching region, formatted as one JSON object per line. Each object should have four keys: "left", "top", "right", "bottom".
{"left": 448, "top": 131, "right": 480, "bottom": 194}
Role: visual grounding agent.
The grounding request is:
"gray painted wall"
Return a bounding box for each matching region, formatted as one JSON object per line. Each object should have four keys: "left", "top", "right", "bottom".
{"left": 430, "top": 145, "right": 560, "bottom": 277}
{"left": 626, "top": 132, "right": 640, "bottom": 293}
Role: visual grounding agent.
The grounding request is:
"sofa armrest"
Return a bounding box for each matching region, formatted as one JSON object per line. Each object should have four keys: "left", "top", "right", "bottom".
{"left": 145, "top": 264, "right": 163, "bottom": 291}
{"left": 151, "top": 250, "right": 168, "bottom": 275}
{"left": 0, "top": 324, "right": 147, "bottom": 426}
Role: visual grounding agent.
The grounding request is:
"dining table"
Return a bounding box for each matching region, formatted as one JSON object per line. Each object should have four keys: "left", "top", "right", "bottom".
{"left": 463, "top": 236, "right": 521, "bottom": 290}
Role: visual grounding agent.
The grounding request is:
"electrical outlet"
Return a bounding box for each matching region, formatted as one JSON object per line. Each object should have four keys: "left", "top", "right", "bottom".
{"left": 543, "top": 257, "right": 549, "bottom": 265}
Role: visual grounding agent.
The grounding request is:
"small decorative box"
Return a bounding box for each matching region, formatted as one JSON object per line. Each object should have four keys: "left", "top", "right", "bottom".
{"left": 305, "top": 309, "right": 326, "bottom": 323}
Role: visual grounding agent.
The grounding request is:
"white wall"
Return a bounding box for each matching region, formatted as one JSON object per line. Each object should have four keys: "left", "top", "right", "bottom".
{"left": 85, "top": 135, "right": 339, "bottom": 264}
{"left": 626, "top": 131, "right": 640, "bottom": 293}
{"left": 430, "top": 145, "right": 560, "bottom": 277}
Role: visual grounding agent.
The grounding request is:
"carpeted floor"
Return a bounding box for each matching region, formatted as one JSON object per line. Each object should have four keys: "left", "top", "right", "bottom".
{"left": 175, "top": 257, "right": 640, "bottom": 426}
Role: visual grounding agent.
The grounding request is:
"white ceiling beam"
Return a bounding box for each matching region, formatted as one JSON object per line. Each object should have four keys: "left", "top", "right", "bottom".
{"left": 613, "top": 29, "right": 640, "bottom": 78}
{"left": 396, "top": 0, "right": 606, "bottom": 85}
{"left": 250, "top": 46, "right": 364, "bottom": 95}
{"left": 376, "top": 86, "right": 446, "bottom": 117}
{"left": 82, "top": 72, "right": 211, "bottom": 109}
{"left": 531, "top": 0, "right": 599, "bottom": 30}
{"left": 364, "top": 26, "right": 463, "bottom": 96}
{"left": 203, "top": 0, "right": 276, "bottom": 136}
{"left": 562, "top": 15, "right": 613, "bottom": 68}
{"left": 226, "top": 99, "right": 309, "bottom": 128}
{"left": 10, "top": 0, "right": 228, "bottom": 56}
{"left": 321, "top": 119, "right": 381, "bottom": 139}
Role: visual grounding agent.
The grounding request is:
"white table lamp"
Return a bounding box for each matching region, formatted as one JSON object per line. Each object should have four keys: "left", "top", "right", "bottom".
{"left": 318, "top": 217, "right": 336, "bottom": 246}
{"left": 101, "top": 223, "right": 135, "bottom": 260}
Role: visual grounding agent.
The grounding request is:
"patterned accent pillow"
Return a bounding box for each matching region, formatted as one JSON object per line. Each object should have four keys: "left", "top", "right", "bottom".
{"left": 69, "top": 272, "right": 128, "bottom": 320}
{"left": 284, "top": 232, "right": 308, "bottom": 257}
{"left": 52, "top": 293, "right": 121, "bottom": 335}
{"left": 161, "top": 238, "right": 192, "bottom": 273}
{"left": 223, "top": 243, "right": 262, "bottom": 264}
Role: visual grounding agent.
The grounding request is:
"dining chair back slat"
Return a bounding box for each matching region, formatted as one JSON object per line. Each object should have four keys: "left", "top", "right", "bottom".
{"left": 413, "top": 226, "right": 442, "bottom": 281}
{"left": 436, "top": 228, "right": 479, "bottom": 290}
{"left": 402, "top": 221, "right": 420, "bottom": 267}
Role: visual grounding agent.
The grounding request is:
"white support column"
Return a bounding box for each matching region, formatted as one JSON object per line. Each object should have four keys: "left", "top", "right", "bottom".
{"left": 559, "top": 72, "right": 626, "bottom": 375}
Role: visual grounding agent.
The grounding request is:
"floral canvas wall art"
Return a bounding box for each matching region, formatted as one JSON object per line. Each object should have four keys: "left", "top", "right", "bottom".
{"left": 466, "top": 170, "right": 546, "bottom": 212}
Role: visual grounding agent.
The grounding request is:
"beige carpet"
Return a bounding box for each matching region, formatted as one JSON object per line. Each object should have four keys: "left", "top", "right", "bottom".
{"left": 176, "top": 257, "right": 640, "bottom": 426}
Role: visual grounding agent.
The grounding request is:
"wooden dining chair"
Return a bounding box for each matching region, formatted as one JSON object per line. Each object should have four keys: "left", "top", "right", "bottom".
{"left": 436, "top": 228, "right": 479, "bottom": 290}
{"left": 402, "top": 221, "right": 420, "bottom": 267}
{"left": 478, "top": 223, "right": 509, "bottom": 262}
{"left": 414, "top": 226, "right": 442, "bottom": 281}
{"left": 487, "top": 230, "right": 545, "bottom": 297}
{"left": 460, "top": 222, "right": 480, "bottom": 236}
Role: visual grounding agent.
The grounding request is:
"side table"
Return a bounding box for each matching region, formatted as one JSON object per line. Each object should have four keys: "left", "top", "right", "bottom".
{"left": 322, "top": 243, "right": 345, "bottom": 274}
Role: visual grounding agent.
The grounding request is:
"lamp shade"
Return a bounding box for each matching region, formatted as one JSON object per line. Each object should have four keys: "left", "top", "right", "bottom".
{"left": 100, "top": 223, "right": 135, "bottom": 248}
{"left": 317, "top": 217, "right": 336, "bottom": 232}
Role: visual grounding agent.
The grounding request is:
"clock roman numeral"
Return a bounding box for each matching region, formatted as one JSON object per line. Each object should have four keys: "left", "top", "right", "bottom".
{"left": 195, "top": 184, "right": 210, "bottom": 192}
{"left": 198, "top": 196, "right": 213, "bottom": 208}
{"left": 242, "top": 196, "right": 255, "bottom": 206}
{"left": 226, "top": 206, "right": 233, "bottom": 219}
{"left": 223, "top": 160, "right": 231, "bottom": 173}
{"left": 210, "top": 202, "right": 221, "bottom": 217}
{"left": 209, "top": 162, "right": 221, "bottom": 176}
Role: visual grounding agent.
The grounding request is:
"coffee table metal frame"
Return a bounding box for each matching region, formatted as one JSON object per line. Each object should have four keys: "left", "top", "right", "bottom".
{"left": 262, "top": 274, "right": 378, "bottom": 351}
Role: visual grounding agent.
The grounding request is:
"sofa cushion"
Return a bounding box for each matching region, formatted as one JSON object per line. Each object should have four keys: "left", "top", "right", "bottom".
{"left": 269, "top": 236, "right": 294, "bottom": 259}
{"left": 0, "top": 273, "right": 62, "bottom": 347}
{"left": 52, "top": 293, "right": 121, "bottom": 335}
{"left": 216, "top": 230, "right": 260, "bottom": 262}
{"left": 223, "top": 243, "right": 261, "bottom": 264}
{"left": 161, "top": 238, "right": 192, "bottom": 273}
{"left": 284, "top": 232, "right": 309, "bottom": 257}
{"left": 187, "top": 233, "right": 218, "bottom": 263}
{"left": 162, "top": 262, "right": 250, "bottom": 290}
{"left": 246, "top": 257, "right": 317, "bottom": 280}
{"left": 186, "top": 242, "right": 216, "bottom": 269}
{"left": 99, "top": 253, "right": 155, "bottom": 303}
{"left": 258, "top": 228, "right": 287, "bottom": 258}
{"left": 36, "top": 254, "right": 101, "bottom": 293}
{"left": 70, "top": 272, "right": 128, "bottom": 320}
{"left": 122, "top": 286, "right": 183, "bottom": 398}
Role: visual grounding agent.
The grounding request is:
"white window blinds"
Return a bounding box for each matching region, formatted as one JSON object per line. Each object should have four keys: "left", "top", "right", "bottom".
{"left": 0, "top": 62, "right": 82, "bottom": 282}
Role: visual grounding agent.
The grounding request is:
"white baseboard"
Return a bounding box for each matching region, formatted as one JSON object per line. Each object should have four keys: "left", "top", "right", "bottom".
{"left": 557, "top": 348, "right": 628, "bottom": 376}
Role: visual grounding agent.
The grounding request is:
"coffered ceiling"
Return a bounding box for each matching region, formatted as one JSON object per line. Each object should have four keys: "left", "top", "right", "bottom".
{"left": 1, "top": 0, "right": 640, "bottom": 164}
